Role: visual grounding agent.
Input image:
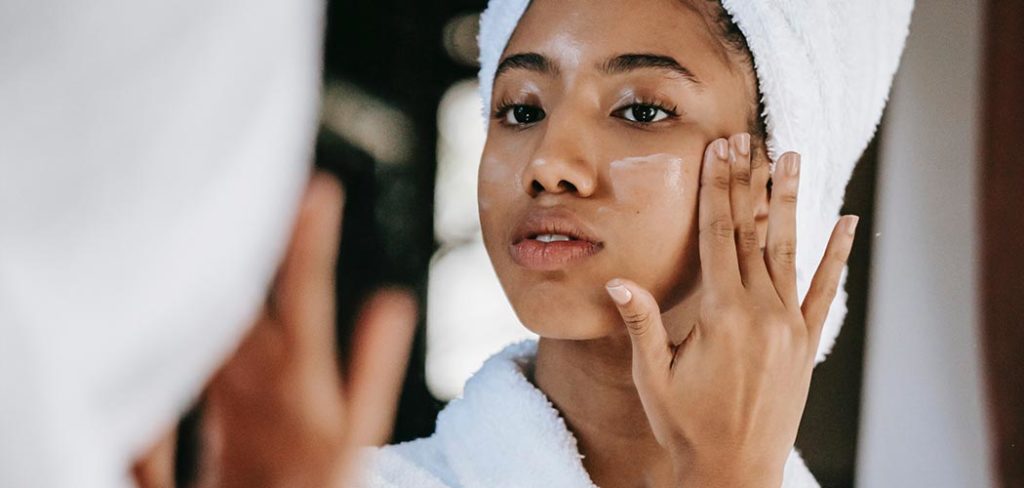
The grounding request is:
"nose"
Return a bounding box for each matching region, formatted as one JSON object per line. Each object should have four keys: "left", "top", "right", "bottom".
{"left": 520, "top": 112, "right": 598, "bottom": 198}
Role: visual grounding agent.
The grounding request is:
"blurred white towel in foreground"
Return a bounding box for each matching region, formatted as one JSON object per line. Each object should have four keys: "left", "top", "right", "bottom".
{"left": 0, "top": 1, "right": 323, "bottom": 486}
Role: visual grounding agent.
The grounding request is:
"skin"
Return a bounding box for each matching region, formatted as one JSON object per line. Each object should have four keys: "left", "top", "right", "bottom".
{"left": 480, "top": 0, "right": 763, "bottom": 342}
{"left": 480, "top": 0, "right": 857, "bottom": 487}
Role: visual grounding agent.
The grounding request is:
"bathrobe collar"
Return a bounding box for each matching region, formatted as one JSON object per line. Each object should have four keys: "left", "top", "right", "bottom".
{"left": 433, "top": 340, "right": 598, "bottom": 488}
{"left": 365, "top": 340, "right": 819, "bottom": 487}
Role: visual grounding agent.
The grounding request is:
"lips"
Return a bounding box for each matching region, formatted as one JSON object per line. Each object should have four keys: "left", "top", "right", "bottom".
{"left": 509, "top": 209, "right": 603, "bottom": 271}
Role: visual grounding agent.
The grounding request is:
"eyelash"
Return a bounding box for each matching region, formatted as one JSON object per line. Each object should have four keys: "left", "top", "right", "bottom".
{"left": 493, "top": 97, "right": 680, "bottom": 128}
{"left": 612, "top": 98, "right": 680, "bottom": 126}
{"left": 492, "top": 98, "right": 540, "bottom": 130}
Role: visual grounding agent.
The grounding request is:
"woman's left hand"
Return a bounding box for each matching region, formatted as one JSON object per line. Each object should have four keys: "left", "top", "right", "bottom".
{"left": 604, "top": 134, "right": 858, "bottom": 487}
{"left": 197, "top": 173, "right": 418, "bottom": 488}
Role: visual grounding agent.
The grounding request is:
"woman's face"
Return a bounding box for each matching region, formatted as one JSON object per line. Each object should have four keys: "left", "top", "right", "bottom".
{"left": 479, "top": 0, "right": 762, "bottom": 339}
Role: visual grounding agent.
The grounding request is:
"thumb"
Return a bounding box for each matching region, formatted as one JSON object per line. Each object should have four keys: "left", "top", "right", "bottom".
{"left": 605, "top": 279, "right": 672, "bottom": 379}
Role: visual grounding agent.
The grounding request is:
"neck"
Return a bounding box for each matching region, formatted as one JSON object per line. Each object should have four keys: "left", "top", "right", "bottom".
{"left": 533, "top": 292, "right": 700, "bottom": 488}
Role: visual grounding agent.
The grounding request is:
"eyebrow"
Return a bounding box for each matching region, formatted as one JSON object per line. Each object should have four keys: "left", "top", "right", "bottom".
{"left": 493, "top": 52, "right": 702, "bottom": 86}
{"left": 495, "top": 52, "right": 558, "bottom": 78}
{"left": 601, "top": 53, "right": 701, "bottom": 85}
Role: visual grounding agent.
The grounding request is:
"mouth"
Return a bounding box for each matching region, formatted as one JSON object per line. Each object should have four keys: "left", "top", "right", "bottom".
{"left": 509, "top": 209, "right": 604, "bottom": 271}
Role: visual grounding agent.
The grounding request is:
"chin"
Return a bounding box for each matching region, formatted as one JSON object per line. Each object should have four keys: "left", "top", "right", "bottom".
{"left": 506, "top": 281, "right": 623, "bottom": 340}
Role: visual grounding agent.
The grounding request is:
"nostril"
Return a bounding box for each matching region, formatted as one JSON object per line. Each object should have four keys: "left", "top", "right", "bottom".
{"left": 531, "top": 180, "right": 545, "bottom": 194}
{"left": 530, "top": 179, "right": 579, "bottom": 195}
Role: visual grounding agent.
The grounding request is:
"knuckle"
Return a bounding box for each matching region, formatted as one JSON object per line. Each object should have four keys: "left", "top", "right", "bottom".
{"left": 823, "top": 285, "right": 839, "bottom": 303}
{"left": 706, "top": 301, "right": 747, "bottom": 326}
{"left": 758, "top": 315, "right": 800, "bottom": 345}
{"left": 724, "top": 308, "right": 750, "bottom": 327}
{"left": 732, "top": 167, "right": 753, "bottom": 186}
{"left": 757, "top": 322, "right": 786, "bottom": 344}
{"left": 774, "top": 313, "right": 801, "bottom": 334}
{"left": 777, "top": 190, "right": 798, "bottom": 205}
{"left": 811, "top": 282, "right": 839, "bottom": 304}
{"left": 770, "top": 241, "right": 797, "bottom": 266}
{"left": 736, "top": 225, "right": 760, "bottom": 254}
{"left": 791, "top": 321, "right": 809, "bottom": 340}
{"left": 711, "top": 173, "right": 731, "bottom": 191}
{"left": 702, "top": 217, "right": 735, "bottom": 240}
{"left": 622, "top": 309, "right": 652, "bottom": 332}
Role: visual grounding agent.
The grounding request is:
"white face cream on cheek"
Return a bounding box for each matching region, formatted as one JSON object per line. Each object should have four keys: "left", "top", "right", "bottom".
{"left": 608, "top": 153, "right": 691, "bottom": 204}
{"left": 477, "top": 156, "right": 524, "bottom": 212}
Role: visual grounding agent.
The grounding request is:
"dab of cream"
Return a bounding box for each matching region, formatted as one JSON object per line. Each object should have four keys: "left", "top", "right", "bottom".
{"left": 477, "top": 156, "right": 525, "bottom": 213}
{"left": 608, "top": 153, "right": 686, "bottom": 202}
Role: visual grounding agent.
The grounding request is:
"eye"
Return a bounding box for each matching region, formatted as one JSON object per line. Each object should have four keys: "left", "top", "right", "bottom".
{"left": 500, "top": 104, "right": 546, "bottom": 125}
{"left": 616, "top": 104, "right": 672, "bottom": 123}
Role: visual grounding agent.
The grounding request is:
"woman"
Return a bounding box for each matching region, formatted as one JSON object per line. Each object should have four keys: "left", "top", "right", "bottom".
{"left": 363, "top": 0, "right": 912, "bottom": 487}
{"left": 175, "top": 0, "right": 911, "bottom": 486}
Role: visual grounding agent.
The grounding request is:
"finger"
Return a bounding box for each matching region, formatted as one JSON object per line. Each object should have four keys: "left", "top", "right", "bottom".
{"left": 765, "top": 152, "right": 801, "bottom": 308}
{"left": 344, "top": 288, "right": 419, "bottom": 446}
{"left": 275, "top": 172, "right": 345, "bottom": 352}
{"left": 131, "top": 426, "right": 177, "bottom": 488}
{"left": 605, "top": 279, "right": 672, "bottom": 386}
{"left": 698, "top": 138, "right": 742, "bottom": 293}
{"left": 728, "top": 133, "right": 769, "bottom": 288}
{"left": 211, "top": 315, "right": 283, "bottom": 394}
{"left": 801, "top": 216, "right": 859, "bottom": 343}
{"left": 750, "top": 140, "right": 772, "bottom": 249}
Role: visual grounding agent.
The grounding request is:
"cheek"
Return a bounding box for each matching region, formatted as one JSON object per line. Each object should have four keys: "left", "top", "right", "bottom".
{"left": 607, "top": 153, "right": 702, "bottom": 301}
{"left": 477, "top": 155, "right": 523, "bottom": 220}
{"left": 607, "top": 153, "right": 695, "bottom": 209}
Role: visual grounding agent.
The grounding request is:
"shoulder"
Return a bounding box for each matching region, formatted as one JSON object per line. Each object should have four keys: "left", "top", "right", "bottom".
{"left": 355, "top": 436, "right": 458, "bottom": 488}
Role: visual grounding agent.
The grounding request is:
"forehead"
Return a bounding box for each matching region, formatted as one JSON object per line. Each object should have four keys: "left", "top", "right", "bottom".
{"left": 504, "top": 0, "right": 735, "bottom": 80}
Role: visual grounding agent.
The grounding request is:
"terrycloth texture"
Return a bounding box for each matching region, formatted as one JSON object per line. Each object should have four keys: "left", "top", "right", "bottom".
{"left": 477, "top": 0, "right": 913, "bottom": 363}
{"left": 361, "top": 341, "right": 821, "bottom": 488}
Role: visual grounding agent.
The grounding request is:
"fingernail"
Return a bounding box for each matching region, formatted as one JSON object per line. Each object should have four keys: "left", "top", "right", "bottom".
{"left": 715, "top": 139, "right": 728, "bottom": 160}
{"left": 845, "top": 215, "right": 860, "bottom": 236}
{"left": 605, "top": 280, "right": 633, "bottom": 305}
{"left": 787, "top": 154, "right": 801, "bottom": 176}
{"left": 738, "top": 133, "right": 750, "bottom": 157}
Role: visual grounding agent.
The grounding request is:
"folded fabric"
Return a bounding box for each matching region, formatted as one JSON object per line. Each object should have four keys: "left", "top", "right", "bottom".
{"left": 362, "top": 341, "right": 821, "bottom": 487}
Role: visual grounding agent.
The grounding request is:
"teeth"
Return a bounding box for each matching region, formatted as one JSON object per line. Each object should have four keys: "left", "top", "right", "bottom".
{"left": 536, "top": 234, "right": 571, "bottom": 243}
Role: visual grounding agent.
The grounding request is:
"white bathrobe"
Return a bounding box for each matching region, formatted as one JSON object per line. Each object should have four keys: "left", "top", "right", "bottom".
{"left": 361, "top": 341, "right": 821, "bottom": 488}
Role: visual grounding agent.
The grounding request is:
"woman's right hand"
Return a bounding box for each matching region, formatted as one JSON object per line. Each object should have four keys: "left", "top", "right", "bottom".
{"left": 604, "top": 134, "right": 858, "bottom": 487}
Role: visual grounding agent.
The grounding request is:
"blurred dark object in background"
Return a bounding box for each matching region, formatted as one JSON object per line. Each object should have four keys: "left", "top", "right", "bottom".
{"left": 320, "top": 0, "right": 487, "bottom": 445}
{"left": 980, "top": 1, "right": 1024, "bottom": 486}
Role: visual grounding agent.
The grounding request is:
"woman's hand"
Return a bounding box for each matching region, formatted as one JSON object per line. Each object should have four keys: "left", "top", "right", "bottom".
{"left": 197, "top": 173, "right": 418, "bottom": 488}
{"left": 604, "top": 135, "right": 858, "bottom": 487}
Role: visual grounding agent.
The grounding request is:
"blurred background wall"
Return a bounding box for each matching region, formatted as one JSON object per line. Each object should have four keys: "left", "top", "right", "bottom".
{"left": 857, "top": 0, "right": 992, "bottom": 486}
